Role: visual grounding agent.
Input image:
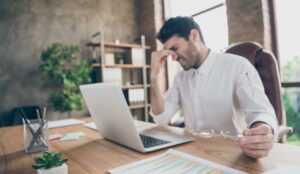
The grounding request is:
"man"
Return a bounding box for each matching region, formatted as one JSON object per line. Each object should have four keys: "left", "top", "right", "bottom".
{"left": 150, "top": 16, "right": 278, "bottom": 159}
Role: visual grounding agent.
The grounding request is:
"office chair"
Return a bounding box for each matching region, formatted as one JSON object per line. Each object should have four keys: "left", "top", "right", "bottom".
{"left": 11, "top": 105, "right": 41, "bottom": 125}
{"left": 226, "top": 41, "right": 293, "bottom": 142}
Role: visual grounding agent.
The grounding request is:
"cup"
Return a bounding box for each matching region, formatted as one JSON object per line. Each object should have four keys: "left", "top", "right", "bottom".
{"left": 23, "top": 119, "right": 48, "bottom": 153}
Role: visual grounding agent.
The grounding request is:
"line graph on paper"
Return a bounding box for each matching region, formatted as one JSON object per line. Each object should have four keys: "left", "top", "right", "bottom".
{"left": 108, "top": 149, "right": 247, "bottom": 174}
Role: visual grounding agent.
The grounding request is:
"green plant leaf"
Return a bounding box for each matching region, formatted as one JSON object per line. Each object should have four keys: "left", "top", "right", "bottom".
{"left": 32, "top": 164, "right": 47, "bottom": 170}
{"left": 40, "top": 43, "right": 92, "bottom": 114}
{"left": 32, "top": 151, "right": 68, "bottom": 170}
{"left": 34, "top": 157, "right": 45, "bottom": 164}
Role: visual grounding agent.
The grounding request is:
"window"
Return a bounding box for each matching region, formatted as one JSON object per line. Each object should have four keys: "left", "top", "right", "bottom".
{"left": 193, "top": 6, "right": 228, "bottom": 52}
{"left": 165, "top": 0, "right": 228, "bottom": 86}
{"left": 276, "top": 0, "right": 300, "bottom": 82}
{"left": 275, "top": 0, "right": 300, "bottom": 145}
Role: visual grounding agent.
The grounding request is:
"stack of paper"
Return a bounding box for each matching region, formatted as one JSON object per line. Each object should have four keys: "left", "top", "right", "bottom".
{"left": 82, "top": 122, "right": 97, "bottom": 130}
{"left": 60, "top": 131, "right": 85, "bottom": 141}
{"left": 48, "top": 119, "right": 85, "bottom": 128}
{"left": 263, "top": 164, "right": 300, "bottom": 174}
{"left": 108, "top": 149, "right": 246, "bottom": 174}
{"left": 49, "top": 133, "right": 63, "bottom": 140}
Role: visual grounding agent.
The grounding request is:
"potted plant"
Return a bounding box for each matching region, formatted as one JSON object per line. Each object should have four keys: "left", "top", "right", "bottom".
{"left": 115, "top": 52, "right": 125, "bottom": 64}
{"left": 32, "top": 151, "right": 68, "bottom": 174}
{"left": 40, "top": 43, "right": 92, "bottom": 117}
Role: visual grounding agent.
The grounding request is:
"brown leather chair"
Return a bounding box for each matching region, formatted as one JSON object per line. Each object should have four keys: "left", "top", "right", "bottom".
{"left": 226, "top": 41, "right": 293, "bottom": 142}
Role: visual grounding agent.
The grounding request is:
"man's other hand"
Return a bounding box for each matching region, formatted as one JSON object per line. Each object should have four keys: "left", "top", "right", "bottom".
{"left": 237, "top": 124, "right": 274, "bottom": 159}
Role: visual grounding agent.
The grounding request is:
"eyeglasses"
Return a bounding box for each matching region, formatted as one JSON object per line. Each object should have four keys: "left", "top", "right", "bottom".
{"left": 188, "top": 129, "right": 243, "bottom": 141}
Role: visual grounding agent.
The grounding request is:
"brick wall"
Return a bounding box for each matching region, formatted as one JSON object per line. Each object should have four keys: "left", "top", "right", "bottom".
{"left": 226, "top": 0, "right": 273, "bottom": 51}
{"left": 135, "top": 0, "right": 167, "bottom": 92}
{"left": 0, "top": 0, "right": 140, "bottom": 121}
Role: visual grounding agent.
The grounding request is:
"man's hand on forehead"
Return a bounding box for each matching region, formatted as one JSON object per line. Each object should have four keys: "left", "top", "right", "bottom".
{"left": 162, "top": 49, "right": 178, "bottom": 61}
{"left": 157, "top": 49, "right": 177, "bottom": 61}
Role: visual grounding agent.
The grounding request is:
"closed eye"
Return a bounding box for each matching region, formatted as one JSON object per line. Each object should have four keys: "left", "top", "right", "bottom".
{"left": 170, "top": 46, "right": 178, "bottom": 51}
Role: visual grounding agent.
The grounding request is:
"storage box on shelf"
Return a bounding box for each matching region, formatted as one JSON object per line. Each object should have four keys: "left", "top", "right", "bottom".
{"left": 87, "top": 32, "right": 151, "bottom": 122}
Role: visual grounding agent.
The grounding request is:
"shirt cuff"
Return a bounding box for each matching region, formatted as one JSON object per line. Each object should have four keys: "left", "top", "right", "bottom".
{"left": 248, "top": 114, "right": 279, "bottom": 142}
{"left": 149, "top": 108, "right": 170, "bottom": 125}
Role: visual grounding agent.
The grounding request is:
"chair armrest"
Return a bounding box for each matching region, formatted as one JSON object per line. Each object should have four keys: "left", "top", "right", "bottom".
{"left": 278, "top": 125, "right": 293, "bottom": 142}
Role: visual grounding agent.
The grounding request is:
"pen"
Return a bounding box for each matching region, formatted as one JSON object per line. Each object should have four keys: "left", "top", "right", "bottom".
{"left": 35, "top": 109, "right": 47, "bottom": 146}
{"left": 20, "top": 108, "right": 31, "bottom": 124}
{"left": 20, "top": 108, "right": 39, "bottom": 146}
{"left": 36, "top": 109, "right": 42, "bottom": 124}
{"left": 43, "top": 106, "right": 47, "bottom": 121}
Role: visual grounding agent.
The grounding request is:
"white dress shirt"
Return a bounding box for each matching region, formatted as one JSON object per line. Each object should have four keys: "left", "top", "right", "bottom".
{"left": 150, "top": 51, "right": 278, "bottom": 140}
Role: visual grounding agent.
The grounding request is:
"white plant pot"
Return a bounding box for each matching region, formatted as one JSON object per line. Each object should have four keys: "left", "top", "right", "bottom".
{"left": 37, "top": 163, "right": 68, "bottom": 174}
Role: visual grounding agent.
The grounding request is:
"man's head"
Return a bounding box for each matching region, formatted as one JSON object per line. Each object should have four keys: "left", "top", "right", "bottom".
{"left": 157, "top": 16, "right": 208, "bottom": 71}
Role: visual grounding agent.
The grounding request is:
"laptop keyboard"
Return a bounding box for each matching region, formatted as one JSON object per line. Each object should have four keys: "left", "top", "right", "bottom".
{"left": 140, "top": 134, "right": 170, "bottom": 148}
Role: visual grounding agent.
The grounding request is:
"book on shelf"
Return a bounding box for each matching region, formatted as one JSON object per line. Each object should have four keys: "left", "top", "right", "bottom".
{"left": 102, "top": 68, "right": 122, "bottom": 84}
{"left": 124, "top": 88, "right": 145, "bottom": 106}
{"left": 128, "top": 88, "right": 145, "bottom": 105}
{"left": 104, "top": 53, "right": 115, "bottom": 65}
{"left": 130, "top": 48, "right": 145, "bottom": 65}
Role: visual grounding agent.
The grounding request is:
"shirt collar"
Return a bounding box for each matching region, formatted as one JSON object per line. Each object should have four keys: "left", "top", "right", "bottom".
{"left": 194, "top": 50, "right": 217, "bottom": 75}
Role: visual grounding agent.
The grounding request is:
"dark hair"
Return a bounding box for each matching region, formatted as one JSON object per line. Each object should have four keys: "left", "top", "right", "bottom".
{"left": 157, "top": 16, "right": 205, "bottom": 44}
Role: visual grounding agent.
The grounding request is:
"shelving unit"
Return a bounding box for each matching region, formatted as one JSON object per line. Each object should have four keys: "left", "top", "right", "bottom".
{"left": 92, "top": 64, "right": 150, "bottom": 68}
{"left": 87, "top": 31, "right": 151, "bottom": 122}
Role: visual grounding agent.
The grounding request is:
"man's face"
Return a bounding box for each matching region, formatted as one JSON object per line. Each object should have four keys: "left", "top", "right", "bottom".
{"left": 164, "top": 35, "right": 199, "bottom": 71}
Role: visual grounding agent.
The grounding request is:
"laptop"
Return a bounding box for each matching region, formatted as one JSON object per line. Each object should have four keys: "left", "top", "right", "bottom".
{"left": 80, "top": 82, "right": 194, "bottom": 153}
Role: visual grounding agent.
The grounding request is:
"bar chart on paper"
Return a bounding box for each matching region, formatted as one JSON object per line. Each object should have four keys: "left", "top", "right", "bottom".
{"left": 108, "top": 149, "right": 247, "bottom": 174}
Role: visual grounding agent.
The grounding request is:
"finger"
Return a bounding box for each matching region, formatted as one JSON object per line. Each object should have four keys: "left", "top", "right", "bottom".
{"left": 151, "top": 58, "right": 167, "bottom": 76}
{"left": 240, "top": 141, "right": 273, "bottom": 150}
{"left": 151, "top": 54, "right": 167, "bottom": 67}
{"left": 159, "top": 56, "right": 168, "bottom": 63}
{"left": 151, "top": 50, "right": 172, "bottom": 61}
{"left": 238, "top": 134, "right": 274, "bottom": 144}
{"left": 156, "top": 52, "right": 171, "bottom": 61}
{"left": 243, "top": 128, "right": 251, "bottom": 136}
{"left": 171, "top": 54, "right": 178, "bottom": 61}
{"left": 159, "top": 58, "right": 167, "bottom": 69}
{"left": 248, "top": 125, "right": 272, "bottom": 135}
{"left": 243, "top": 148, "right": 269, "bottom": 159}
{"left": 162, "top": 50, "right": 177, "bottom": 61}
{"left": 159, "top": 49, "right": 176, "bottom": 57}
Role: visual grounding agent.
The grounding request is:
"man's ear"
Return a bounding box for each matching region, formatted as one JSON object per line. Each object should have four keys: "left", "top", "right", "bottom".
{"left": 189, "top": 29, "right": 200, "bottom": 42}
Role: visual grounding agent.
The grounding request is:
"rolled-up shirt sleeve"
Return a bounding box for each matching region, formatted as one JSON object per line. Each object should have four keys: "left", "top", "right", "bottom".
{"left": 149, "top": 74, "right": 181, "bottom": 125}
{"left": 235, "top": 60, "right": 279, "bottom": 141}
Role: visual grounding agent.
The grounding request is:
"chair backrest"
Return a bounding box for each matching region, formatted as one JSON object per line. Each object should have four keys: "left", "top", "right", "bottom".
{"left": 226, "top": 42, "right": 283, "bottom": 125}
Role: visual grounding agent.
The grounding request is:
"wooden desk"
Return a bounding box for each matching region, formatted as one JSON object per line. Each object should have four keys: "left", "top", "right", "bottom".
{"left": 1, "top": 118, "right": 300, "bottom": 174}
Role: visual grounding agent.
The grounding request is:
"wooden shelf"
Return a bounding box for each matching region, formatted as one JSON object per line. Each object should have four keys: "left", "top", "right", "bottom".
{"left": 92, "top": 63, "right": 150, "bottom": 69}
{"left": 88, "top": 34, "right": 150, "bottom": 122}
{"left": 122, "top": 84, "right": 150, "bottom": 89}
{"left": 129, "top": 104, "right": 151, "bottom": 109}
{"left": 87, "top": 42, "right": 151, "bottom": 49}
